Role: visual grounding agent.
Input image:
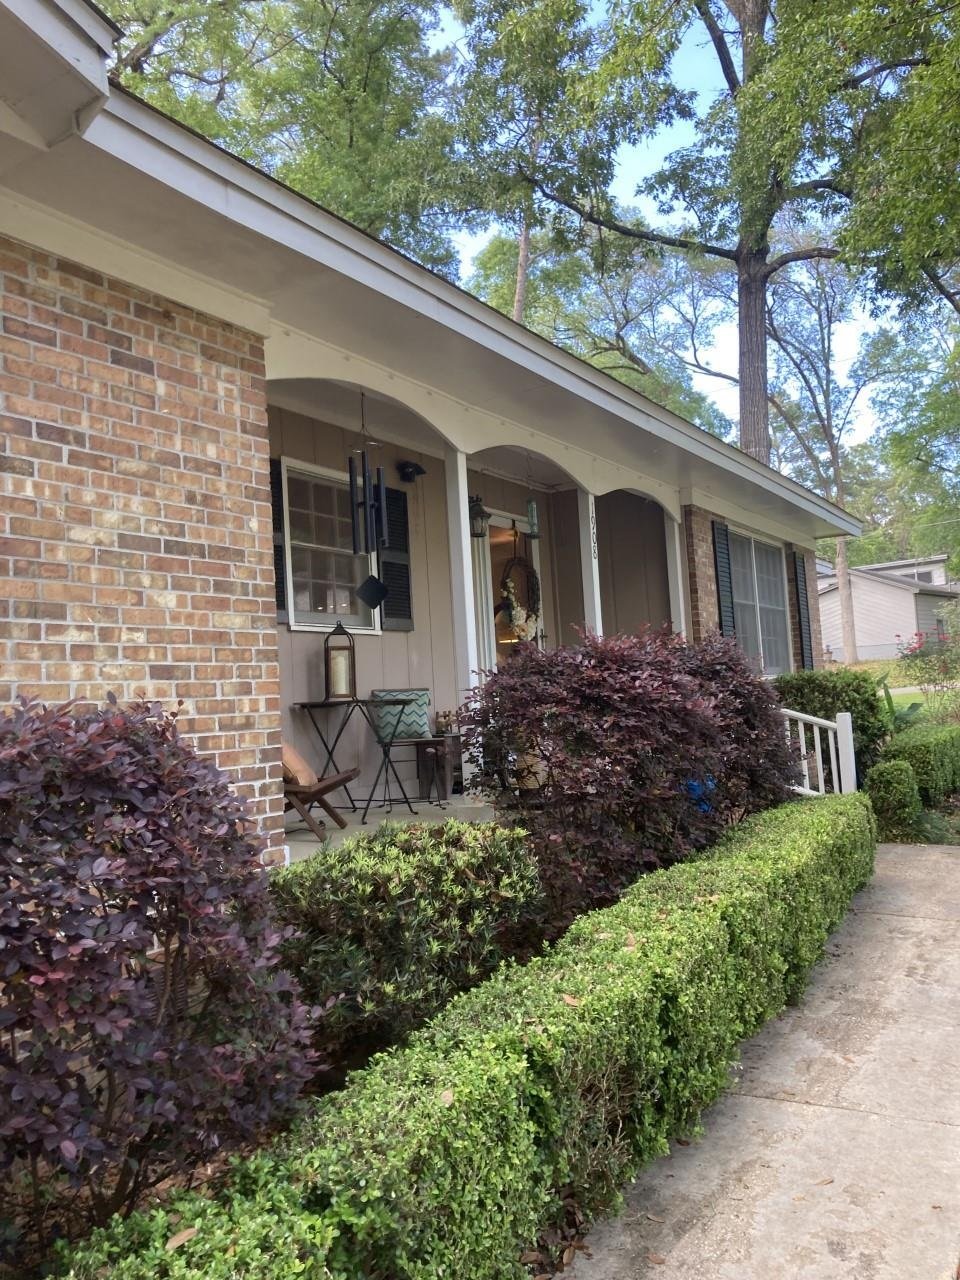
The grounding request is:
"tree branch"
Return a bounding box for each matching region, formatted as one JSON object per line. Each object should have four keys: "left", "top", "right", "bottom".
{"left": 693, "top": 0, "right": 741, "bottom": 99}
{"left": 764, "top": 245, "right": 840, "bottom": 278}
{"left": 519, "top": 170, "right": 738, "bottom": 261}
{"left": 842, "top": 57, "right": 929, "bottom": 90}
{"left": 923, "top": 265, "right": 960, "bottom": 316}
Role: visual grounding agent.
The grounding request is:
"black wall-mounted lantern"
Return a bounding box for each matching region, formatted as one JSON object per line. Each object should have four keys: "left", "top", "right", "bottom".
{"left": 469, "top": 495, "right": 491, "bottom": 538}
{"left": 324, "top": 622, "right": 356, "bottom": 701}
{"left": 396, "top": 460, "right": 426, "bottom": 483}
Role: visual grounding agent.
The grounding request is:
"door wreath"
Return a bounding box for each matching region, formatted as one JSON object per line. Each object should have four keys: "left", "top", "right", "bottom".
{"left": 496, "top": 555, "right": 541, "bottom": 641}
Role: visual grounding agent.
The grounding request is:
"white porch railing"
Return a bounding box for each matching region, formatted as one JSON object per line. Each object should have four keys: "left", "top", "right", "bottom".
{"left": 781, "top": 708, "right": 857, "bottom": 796}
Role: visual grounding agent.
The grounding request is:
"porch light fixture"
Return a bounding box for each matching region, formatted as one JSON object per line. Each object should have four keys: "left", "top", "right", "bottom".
{"left": 526, "top": 498, "right": 541, "bottom": 540}
{"left": 396, "top": 459, "right": 426, "bottom": 483}
{"left": 469, "top": 495, "right": 491, "bottom": 538}
{"left": 324, "top": 622, "right": 357, "bottom": 701}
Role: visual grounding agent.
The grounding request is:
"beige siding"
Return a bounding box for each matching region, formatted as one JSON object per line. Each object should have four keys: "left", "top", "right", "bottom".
{"left": 550, "top": 489, "right": 586, "bottom": 647}
{"left": 916, "top": 592, "right": 951, "bottom": 639}
{"left": 820, "top": 576, "right": 916, "bottom": 662}
{"left": 596, "top": 492, "right": 671, "bottom": 633}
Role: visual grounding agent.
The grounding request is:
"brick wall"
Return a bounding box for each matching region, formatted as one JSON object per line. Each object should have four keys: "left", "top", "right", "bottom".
{"left": 682, "top": 504, "right": 719, "bottom": 643}
{"left": 0, "top": 234, "right": 284, "bottom": 858}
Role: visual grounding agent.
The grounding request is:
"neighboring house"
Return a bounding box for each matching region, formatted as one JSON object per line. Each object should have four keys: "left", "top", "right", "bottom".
{"left": 0, "top": 0, "right": 858, "bottom": 858}
{"left": 818, "top": 562, "right": 959, "bottom": 663}
{"left": 855, "top": 554, "right": 954, "bottom": 588}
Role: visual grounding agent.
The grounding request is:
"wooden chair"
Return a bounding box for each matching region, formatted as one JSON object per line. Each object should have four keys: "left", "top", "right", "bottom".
{"left": 282, "top": 742, "right": 359, "bottom": 838}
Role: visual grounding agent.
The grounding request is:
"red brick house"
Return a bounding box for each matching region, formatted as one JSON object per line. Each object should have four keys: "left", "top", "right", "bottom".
{"left": 0, "top": 0, "right": 857, "bottom": 858}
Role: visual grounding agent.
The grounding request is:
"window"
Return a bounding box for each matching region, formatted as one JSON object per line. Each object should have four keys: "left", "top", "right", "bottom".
{"left": 282, "top": 462, "right": 376, "bottom": 629}
{"left": 728, "top": 532, "right": 791, "bottom": 675}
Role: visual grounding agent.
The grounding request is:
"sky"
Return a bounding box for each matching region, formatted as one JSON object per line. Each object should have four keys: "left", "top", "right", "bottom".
{"left": 438, "top": 7, "right": 877, "bottom": 443}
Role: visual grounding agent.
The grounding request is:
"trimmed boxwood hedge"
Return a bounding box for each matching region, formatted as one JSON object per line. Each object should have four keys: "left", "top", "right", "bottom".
{"left": 269, "top": 820, "right": 541, "bottom": 1062}
{"left": 881, "top": 722, "right": 960, "bottom": 806}
{"left": 864, "top": 760, "right": 922, "bottom": 840}
{"left": 59, "top": 794, "right": 876, "bottom": 1280}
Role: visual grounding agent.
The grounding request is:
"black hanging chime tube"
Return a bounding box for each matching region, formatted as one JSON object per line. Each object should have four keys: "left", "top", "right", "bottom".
{"left": 348, "top": 454, "right": 361, "bottom": 554}
{"left": 362, "top": 451, "right": 375, "bottom": 552}
{"left": 377, "top": 466, "right": 388, "bottom": 548}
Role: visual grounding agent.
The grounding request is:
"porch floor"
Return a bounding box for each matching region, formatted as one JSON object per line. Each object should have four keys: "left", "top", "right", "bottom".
{"left": 283, "top": 796, "right": 497, "bottom": 859}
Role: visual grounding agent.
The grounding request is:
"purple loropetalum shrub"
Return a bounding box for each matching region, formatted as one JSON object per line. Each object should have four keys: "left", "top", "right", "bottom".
{"left": 0, "top": 698, "right": 316, "bottom": 1258}
{"left": 460, "top": 629, "right": 798, "bottom": 927}
{"left": 676, "top": 630, "right": 799, "bottom": 819}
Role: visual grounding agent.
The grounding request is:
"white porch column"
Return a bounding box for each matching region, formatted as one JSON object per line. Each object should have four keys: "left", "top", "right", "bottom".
{"left": 577, "top": 487, "right": 603, "bottom": 636}
{"left": 444, "top": 445, "right": 480, "bottom": 699}
{"left": 664, "top": 510, "right": 689, "bottom": 637}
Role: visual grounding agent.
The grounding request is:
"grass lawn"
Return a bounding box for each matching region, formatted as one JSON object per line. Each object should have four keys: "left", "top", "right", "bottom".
{"left": 888, "top": 689, "right": 927, "bottom": 712}
{"left": 832, "top": 658, "right": 914, "bottom": 683}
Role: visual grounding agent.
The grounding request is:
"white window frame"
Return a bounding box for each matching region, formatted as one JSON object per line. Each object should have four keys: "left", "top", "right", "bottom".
{"left": 280, "top": 456, "right": 381, "bottom": 634}
{"left": 727, "top": 526, "right": 794, "bottom": 676}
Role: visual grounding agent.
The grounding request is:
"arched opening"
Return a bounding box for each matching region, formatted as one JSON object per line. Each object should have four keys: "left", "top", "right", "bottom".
{"left": 267, "top": 378, "right": 468, "bottom": 835}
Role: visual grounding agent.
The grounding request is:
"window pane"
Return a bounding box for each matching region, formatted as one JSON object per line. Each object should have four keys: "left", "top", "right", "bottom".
{"left": 754, "top": 542, "right": 790, "bottom": 674}
{"left": 288, "top": 506, "right": 314, "bottom": 543}
{"left": 283, "top": 466, "right": 374, "bottom": 628}
{"left": 729, "top": 533, "right": 761, "bottom": 665}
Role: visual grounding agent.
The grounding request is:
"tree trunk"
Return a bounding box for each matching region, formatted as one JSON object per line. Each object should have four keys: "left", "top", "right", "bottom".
{"left": 513, "top": 217, "right": 531, "bottom": 324}
{"left": 737, "top": 251, "right": 771, "bottom": 463}
{"left": 835, "top": 535, "right": 859, "bottom": 665}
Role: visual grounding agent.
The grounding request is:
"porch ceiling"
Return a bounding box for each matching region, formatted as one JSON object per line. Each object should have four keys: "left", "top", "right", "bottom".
{"left": 0, "top": 48, "right": 859, "bottom": 543}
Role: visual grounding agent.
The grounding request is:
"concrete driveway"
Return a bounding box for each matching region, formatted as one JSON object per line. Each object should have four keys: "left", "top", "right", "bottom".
{"left": 570, "top": 843, "right": 960, "bottom": 1280}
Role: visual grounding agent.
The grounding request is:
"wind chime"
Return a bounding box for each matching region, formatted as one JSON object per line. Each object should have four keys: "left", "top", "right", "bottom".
{"left": 349, "top": 393, "right": 391, "bottom": 612}
{"left": 348, "top": 393, "right": 389, "bottom": 555}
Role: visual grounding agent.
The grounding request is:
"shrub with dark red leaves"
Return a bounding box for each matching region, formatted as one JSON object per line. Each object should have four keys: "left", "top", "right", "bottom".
{"left": 677, "top": 630, "right": 799, "bottom": 818}
{"left": 460, "top": 629, "right": 797, "bottom": 926}
{"left": 0, "top": 698, "right": 315, "bottom": 1262}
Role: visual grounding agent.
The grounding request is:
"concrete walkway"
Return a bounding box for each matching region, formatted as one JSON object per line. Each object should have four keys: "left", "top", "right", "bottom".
{"left": 571, "top": 844, "right": 960, "bottom": 1280}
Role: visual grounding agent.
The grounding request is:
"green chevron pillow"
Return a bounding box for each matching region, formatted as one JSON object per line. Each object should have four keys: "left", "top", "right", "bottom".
{"left": 369, "top": 688, "right": 431, "bottom": 740}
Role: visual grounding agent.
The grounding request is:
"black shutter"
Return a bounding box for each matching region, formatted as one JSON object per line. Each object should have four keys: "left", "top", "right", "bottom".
{"left": 712, "top": 520, "right": 736, "bottom": 637}
{"left": 269, "top": 457, "right": 287, "bottom": 617}
{"left": 794, "top": 550, "right": 814, "bottom": 669}
{"left": 380, "top": 487, "right": 413, "bottom": 631}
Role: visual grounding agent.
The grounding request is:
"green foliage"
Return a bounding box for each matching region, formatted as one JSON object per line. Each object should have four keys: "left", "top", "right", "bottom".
{"left": 468, "top": 228, "right": 733, "bottom": 436}
{"left": 882, "top": 723, "right": 960, "bottom": 807}
{"left": 775, "top": 669, "right": 892, "bottom": 775}
{"left": 59, "top": 794, "right": 875, "bottom": 1280}
{"left": 269, "top": 821, "right": 541, "bottom": 1059}
{"left": 106, "top": 0, "right": 463, "bottom": 273}
{"left": 740, "top": 0, "right": 959, "bottom": 305}
{"left": 864, "top": 760, "right": 922, "bottom": 841}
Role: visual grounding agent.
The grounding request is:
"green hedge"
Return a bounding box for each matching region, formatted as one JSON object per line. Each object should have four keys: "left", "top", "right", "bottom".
{"left": 882, "top": 722, "right": 960, "bottom": 806}
{"left": 864, "top": 760, "right": 922, "bottom": 840}
{"left": 775, "top": 669, "right": 891, "bottom": 776}
{"left": 60, "top": 794, "right": 876, "bottom": 1280}
{"left": 269, "top": 820, "right": 541, "bottom": 1060}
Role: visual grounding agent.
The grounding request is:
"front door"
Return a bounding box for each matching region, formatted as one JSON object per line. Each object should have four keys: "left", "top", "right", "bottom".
{"left": 473, "top": 512, "right": 543, "bottom": 671}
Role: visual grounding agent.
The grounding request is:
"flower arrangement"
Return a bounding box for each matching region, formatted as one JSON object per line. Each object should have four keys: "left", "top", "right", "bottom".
{"left": 501, "top": 576, "right": 539, "bottom": 641}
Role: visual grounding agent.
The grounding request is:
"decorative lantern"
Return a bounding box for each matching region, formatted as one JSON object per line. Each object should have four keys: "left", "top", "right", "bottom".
{"left": 469, "top": 495, "right": 491, "bottom": 538}
{"left": 324, "top": 622, "right": 356, "bottom": 701}
{"left": 526, "top": 497, "right": 540, "bottom": 540}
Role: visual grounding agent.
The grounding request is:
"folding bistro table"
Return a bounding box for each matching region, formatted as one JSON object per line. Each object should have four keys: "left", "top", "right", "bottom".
{"left": 293, "top": 696, "right": 419, "bottom": 824}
